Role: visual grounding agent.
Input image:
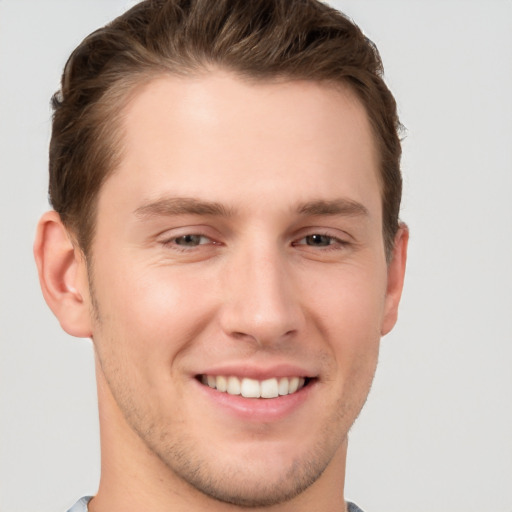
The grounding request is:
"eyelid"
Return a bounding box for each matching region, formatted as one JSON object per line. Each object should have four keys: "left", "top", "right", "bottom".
{"left": 293, "top": 234, "right": 347, "bottom": 246}
{"left": 293, "top": 225, "right": 351, "bottom": 241}
{"left": 153, "top": 223, "right": 219, "bottom": 248}
{"left": 160, "top": 233, "right": 216, "bottom": 247}
{"left": 154, "top": 225, "right": 352, "bottom": 250}
{"left": 155, "top": 223, "right": 219, "bottom": 240}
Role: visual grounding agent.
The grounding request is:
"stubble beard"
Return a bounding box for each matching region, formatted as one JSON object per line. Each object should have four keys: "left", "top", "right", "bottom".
{"left": 87, "top": 269, "right": 373, "bottom": 508}
{"left": 96, "top": 356, "right": 358, "bottom": 509}
{"left": 114, "top": 393, "right": 352, "bottom": 508}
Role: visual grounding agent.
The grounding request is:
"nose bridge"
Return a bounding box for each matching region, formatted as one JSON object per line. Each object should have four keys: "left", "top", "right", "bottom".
{"left": 220, "top": 236, "right": 301, "bottom": 344}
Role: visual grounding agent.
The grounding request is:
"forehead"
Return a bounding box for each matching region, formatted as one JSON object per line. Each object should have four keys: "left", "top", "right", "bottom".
{"left": 100, "top": 71, "right": 381, "bottom": 220}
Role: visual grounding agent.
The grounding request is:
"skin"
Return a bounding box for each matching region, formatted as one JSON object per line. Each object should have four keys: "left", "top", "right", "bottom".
{"left": 34, "top": 71, "right": 408, "bottom": 512}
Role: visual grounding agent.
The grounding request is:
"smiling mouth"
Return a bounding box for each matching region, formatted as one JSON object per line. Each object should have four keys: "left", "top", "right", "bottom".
{"left": 198, "top": 375, "right": 312, "bottom": 399}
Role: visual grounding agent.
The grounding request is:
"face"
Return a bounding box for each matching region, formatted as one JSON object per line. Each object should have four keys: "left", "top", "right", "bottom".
{"left": 86, "top": 72, "right": 403, "bottom": 507}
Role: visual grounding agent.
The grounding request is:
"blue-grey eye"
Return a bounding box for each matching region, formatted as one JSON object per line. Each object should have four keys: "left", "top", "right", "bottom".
{"left": 174, "top": 234, "right": 206, "bottom": 247}
{"left": 305, "top": 234, "right": 333, "bottom": 246}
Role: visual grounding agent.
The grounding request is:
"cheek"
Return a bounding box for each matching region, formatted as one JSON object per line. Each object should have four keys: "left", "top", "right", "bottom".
{"left": 91, "top": 259, "right": 216, "bottom": 366}
{"left": 304, "top": 263, "right": 387, "bottom": 336}
{"left": 300, "top": 261, "right": 386, "bottom": 381}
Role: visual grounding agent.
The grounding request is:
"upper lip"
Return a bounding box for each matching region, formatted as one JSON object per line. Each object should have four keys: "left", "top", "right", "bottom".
{"left": 196, "top": 363, "right": 316, "bottom": 380}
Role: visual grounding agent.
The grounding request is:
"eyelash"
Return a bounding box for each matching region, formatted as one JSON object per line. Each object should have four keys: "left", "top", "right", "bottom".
{"left": 161, "top": 232, "right": 349, "bottom": 252}
{"left": 161, "top": 234, "right": 215, "bottom": 251}
{"left": 292, "top": 233, "right": 349, "bottom": 251}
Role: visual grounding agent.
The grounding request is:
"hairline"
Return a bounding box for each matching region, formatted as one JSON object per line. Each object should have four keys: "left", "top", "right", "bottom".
{"left": 71, "top": 66, "right": 394, "bottom": 262}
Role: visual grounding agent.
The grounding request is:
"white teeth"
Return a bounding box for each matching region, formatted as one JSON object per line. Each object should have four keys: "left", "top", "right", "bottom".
{"left": 278, "top": 377, "right": 289, "bottom": 395}
{"left": 241, "top": 378, "right": 260, "bottom": 398}
{"left": 216, "top": 375, "right": 228, "bottom": 392}
{"left": 201, "top": 375, "right": 307, "bottom": 398}
{"left": 260, "top": 378, "right": 279, "bottom": 398}
{"left": 227, "top": 376, "right": 241, "bottom": 395}
{"left": 288, "top": 377, "right": 299, "bottom": 394}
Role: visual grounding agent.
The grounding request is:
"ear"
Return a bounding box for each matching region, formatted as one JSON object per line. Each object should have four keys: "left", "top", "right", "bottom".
{"left": 381, "top": 223, "right": 409, "bottom": 336}
{"left": 34, "top": 211, "right": 93, "bottom": 338}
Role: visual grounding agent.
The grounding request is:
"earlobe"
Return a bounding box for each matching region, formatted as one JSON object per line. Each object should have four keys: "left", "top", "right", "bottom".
{"left": 381, "top": 223, "right": 409, "bottom": 336}
{"left": 34, "top": 211, "right": 93, "bottom": 338}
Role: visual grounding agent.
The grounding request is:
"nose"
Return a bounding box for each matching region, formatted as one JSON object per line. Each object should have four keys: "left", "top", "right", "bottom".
{"left": 218, "top": 242, "right": 304, "bottom": 346}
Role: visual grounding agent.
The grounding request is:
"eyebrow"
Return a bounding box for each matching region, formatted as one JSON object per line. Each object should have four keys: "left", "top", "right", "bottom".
{"left": 134, "top": 196, "right": 368, "bottom": 220}
{"left": 297, "top": 198, "right": 369, "bottom": 217}
{"left": 134, "top": 197, "right": 234, "bottom": 219}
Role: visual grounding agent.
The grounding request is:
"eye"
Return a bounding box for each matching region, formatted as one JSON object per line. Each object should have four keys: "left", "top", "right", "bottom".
{"left": 302, "top": 234, "right": 335, "bottom": 247}
{"left": 165, "top": 234, "right": 212, "bottom": 248}
{"left": 295, "top": 234, "right": 343, "bottom": 247}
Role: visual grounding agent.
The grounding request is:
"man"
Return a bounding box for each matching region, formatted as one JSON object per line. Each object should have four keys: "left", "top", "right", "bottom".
{"left": 34, "top": 1, "right": 408, "bottom": 511}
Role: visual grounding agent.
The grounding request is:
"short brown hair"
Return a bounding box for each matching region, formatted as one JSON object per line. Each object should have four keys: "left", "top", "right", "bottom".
{"left": 49, "top": 0, "right": 403, "bottom": 258}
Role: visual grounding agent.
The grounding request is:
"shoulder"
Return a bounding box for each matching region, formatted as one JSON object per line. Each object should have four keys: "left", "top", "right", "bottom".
{"left": 66, "top": 496, "right": 93, "bottom": 512}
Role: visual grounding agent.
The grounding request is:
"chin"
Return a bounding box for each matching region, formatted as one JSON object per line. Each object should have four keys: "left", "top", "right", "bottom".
{"left": 148, "top": 425, "right": 343, "bottom": 508}
{"left": 169, "top": 449, "right": 330, "bottom": 507}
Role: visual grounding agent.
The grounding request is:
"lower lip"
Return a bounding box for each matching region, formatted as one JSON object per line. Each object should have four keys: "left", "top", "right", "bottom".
{"left": 194, "top": 378, "right": 316, "bottom": 422}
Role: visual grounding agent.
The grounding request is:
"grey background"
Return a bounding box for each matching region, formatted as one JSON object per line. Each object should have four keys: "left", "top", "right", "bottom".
{"left": 1, "top": 1, "right": 511, "bottom": 511}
